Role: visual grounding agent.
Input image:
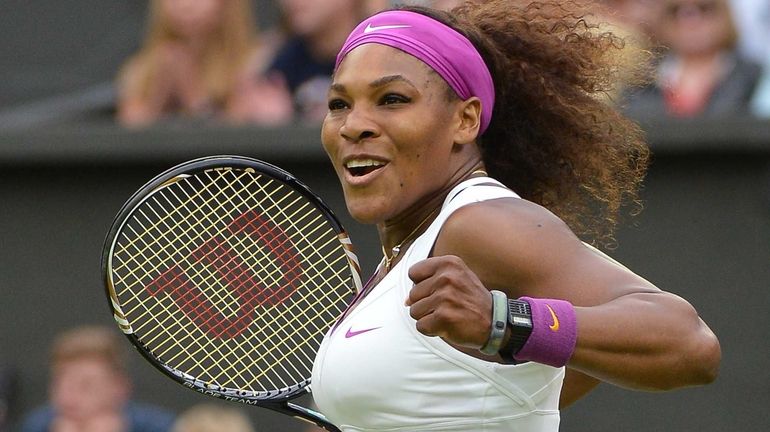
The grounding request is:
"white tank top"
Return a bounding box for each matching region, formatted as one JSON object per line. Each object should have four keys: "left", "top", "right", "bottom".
{"left": 311, "top": 177, "right": 565, "bottom": 431}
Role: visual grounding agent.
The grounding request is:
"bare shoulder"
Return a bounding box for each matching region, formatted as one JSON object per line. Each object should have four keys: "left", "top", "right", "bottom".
{"left": 436, "top": 197, "right": 580, "bottom": 254}
{"left": 433, "top": 197, "right": 585, "bottom": 294}
{"left": 433, "top": 197, "right": 657, "bottom": 302}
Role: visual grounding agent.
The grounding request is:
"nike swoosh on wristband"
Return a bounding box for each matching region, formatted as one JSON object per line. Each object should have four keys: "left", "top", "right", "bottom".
{"left": 363, "top": 23, "right": 411, "bottom": 33}
{"left": 345, "top": 326, "right": 382, "bottom": 338}
{"left": 546, "top": 304, "right": 560, "bottom": 331}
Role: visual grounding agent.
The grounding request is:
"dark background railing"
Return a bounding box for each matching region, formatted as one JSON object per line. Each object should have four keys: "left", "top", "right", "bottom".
{"left": 1, "top": 119, "right": 768, "bottom": 431}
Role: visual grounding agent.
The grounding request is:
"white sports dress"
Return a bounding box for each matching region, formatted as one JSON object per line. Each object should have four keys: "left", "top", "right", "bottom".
{"left": 311, "top": 177, "right": 565, "bottom": 431}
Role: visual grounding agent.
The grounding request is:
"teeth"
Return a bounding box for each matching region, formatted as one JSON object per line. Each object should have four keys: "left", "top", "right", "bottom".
{"left": 345, "top": 159, "right": 385, "bottom": 169}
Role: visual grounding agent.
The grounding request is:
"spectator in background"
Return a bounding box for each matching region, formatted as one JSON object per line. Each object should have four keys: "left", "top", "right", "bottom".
{"left": 116, "top": 0, "right": 292, "bottom": 127}
{"left": 728, "top": 0, "right": 770, "bottom": 65}
{"left": 621, "top": 0, "right": 762, "bottom": 119}
{"left": 264, "top": 0, "right": 373, "bottom": 123}
{"left": 732, "top": 0, "right": 770, "bottom": 117}
{"left": 603, "top": 0, "right": 665, "bottom": 43}
{"left": 751, "top": 67, "right": 770, "bottom": 118}
{"left": 19, "top": 325, "right": 175, "bottom": 432}
{"left": 585, "top": 0, "right": 662, "bottom": 103}
{"left": 171, "top": 403, "right": 254, "bottom": 432}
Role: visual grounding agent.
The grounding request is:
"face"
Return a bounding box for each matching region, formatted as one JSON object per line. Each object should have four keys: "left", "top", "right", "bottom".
{"left": 161, "top": 0, "right": 226, "bottom": 39}
{"left": 322, "top": 44, "right": 468, "bottom": 224}
{"left": 50, "top": 357, "right": 129, "bottom": 421}
{"left": 657, "top": 0, "right": 734, "bottom": 55}
{"left": 606, "top": 0, "right": 663, "bottom": 36}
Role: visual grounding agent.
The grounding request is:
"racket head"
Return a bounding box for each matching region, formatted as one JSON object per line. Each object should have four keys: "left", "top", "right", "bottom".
{"left": 102, "top": 155, "right": 361, "bottom": 404}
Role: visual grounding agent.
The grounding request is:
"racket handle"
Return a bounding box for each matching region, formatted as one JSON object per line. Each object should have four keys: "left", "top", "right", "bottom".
{"left": 285, "top": 402, "right": 341, "bottom": 432}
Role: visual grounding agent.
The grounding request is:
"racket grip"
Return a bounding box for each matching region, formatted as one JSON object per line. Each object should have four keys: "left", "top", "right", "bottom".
{"left": 285, "top": 402, "right": 341, "bottom": 432}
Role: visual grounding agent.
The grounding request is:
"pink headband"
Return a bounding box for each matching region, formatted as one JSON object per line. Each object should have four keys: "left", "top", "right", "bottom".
{"left": 335, "top": 10, "right": 495, "bottom": 134}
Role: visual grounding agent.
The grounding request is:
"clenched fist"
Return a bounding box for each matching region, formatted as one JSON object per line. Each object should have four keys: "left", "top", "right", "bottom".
{"left": 405, "top": 255, "right": 494, "bottom": 349}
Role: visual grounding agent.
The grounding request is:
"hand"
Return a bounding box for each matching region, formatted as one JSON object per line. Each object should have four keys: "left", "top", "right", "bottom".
{"left": 406, "top": 255, "right": 493, "bottom": 349}
{"left": 229, "top": 72, "right": 294, "bottom": 125}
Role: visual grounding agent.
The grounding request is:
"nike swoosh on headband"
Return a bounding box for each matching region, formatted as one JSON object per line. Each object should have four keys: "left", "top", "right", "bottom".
{"left": 345, "top": 326, "right": 382, "bottom": 338}
{"left": 363, "top": 23, "right": 411, "bottom": 33}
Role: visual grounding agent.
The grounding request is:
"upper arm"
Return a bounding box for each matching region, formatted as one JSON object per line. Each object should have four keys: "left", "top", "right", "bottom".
{"left": 432, "top": 198, "right": 659, "bottom": 307}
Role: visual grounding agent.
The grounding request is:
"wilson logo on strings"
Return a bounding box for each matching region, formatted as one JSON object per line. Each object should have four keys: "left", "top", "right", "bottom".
{"left": 144, "top": 209, "right": 303, "bottom": 339}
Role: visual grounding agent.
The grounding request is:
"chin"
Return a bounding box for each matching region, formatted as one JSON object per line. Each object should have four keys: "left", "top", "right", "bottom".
{"left": 346, "top": 205, "right": 380, "bottom": 225}
{"left": 344, "top": 197, "right": 383, "bottom": 225}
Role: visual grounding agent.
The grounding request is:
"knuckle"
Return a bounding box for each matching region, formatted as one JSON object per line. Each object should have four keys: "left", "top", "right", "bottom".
{"left": 434, "top": 272, "right": 453, "bottom": 286}
{"left": 446, "top": 255, "right": 464, "bottom": 267}
{"left": 432, "top": 307, "right": 451, "bottom": 325}
{"left": 415, "top": 319, "right": 433, "bottom": 335}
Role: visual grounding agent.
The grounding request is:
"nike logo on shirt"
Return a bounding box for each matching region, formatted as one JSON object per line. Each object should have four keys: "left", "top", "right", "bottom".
{"left": 345, "top": 326, "right": 382, "bottom": 338}
{"left": 363, "top": 24, "right": 411, "bottom": 33}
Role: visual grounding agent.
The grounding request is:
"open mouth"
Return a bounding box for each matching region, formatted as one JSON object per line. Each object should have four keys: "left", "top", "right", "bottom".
{"left": 345, "top": 159, "right": 386, "bottom": 177}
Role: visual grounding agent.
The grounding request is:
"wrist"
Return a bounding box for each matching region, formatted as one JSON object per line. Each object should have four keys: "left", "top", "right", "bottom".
{"left": 499, "top": 298, "right": 533, "bottom": 358}
{"left": 513, "top": 297, "right": 577, "bottom": 368}
{"left": 479, "top": 290, "right": 508, "bottom": 355}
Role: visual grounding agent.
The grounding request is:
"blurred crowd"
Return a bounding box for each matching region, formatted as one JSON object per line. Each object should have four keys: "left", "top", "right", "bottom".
{"left": 115, "top": 0, "right": 392, "bottom": 127}
{"left": 13, "top": 325, "right": 260, "bottom": 432}
{"left": 1, "top": 0, "right": 769, "bottom": 431}
{"left": 0, "top": 0, "right": 767, "bottom": 129}
{"left": 112, "top": 0, "right": 770, "bottom": 128}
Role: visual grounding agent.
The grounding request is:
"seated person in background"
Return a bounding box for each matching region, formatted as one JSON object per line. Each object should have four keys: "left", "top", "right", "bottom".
{"left": 621, "top": 0, "right": 762, "bottom": 119}
{"left": 19, "top": 325, "right": 175, "bottom": 432}
{"left": 728, "top": 0, "right": 770, "bottom": 66}
{"left": 750, "top": 63, "right": 770, "bottom": 118}
{"left": 117, "top": 0, "right": 292, "bottom": 127}
{"left": 171, "top": 403, "right": 254, "bottom": 432}
{"left": 603, "top": 0, "right": 666, "bottom": 42}
{"left": 585, "top": 0, "right": 663, "bottom": 103}
{"left": 264, "top": 0, "right": 373, "bottom": 123}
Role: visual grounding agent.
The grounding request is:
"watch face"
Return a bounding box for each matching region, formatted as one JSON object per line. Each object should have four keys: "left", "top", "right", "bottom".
{"left": 512, "top": 316, "right": 532, "bottom": 327}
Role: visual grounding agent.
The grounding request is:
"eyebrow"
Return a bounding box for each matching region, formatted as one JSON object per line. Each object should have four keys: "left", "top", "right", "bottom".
{"left": 329, "top": 74, "right": 416, "bottom": 94}
{"left": 369, "top": 75, "right": 416, "bottom": 89}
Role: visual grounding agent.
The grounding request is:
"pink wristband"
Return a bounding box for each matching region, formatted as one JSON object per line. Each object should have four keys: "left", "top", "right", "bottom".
{"left": 514, "top": 297, "right": 577, "bottom": 368}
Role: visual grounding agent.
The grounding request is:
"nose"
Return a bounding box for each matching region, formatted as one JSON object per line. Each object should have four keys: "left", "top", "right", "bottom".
{"left": 339, "top": 106, "right": 379, "bottom": 143}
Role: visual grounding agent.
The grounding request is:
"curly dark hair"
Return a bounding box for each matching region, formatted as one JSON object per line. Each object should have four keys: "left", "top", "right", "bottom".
{"left": 399, "top": 0, "right": 650, "bottom": 246}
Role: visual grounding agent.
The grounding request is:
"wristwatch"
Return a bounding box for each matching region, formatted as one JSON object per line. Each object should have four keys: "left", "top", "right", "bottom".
{"left": 498, "top": 299, "right": 533, "bottom": 357}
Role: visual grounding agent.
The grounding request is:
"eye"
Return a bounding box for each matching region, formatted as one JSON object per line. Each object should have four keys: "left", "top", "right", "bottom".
{"left": 328, "top": 98, "right": 349, "bottom": 111}
{"left": 380, "top": 93, "right": 411, "bottom": 105}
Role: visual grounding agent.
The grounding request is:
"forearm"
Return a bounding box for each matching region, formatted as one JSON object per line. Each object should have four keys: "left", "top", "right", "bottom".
{"left": 568, "top": 291, "right": 721, "bottom": 391}
{"left": 559, "top": 369, "right": 600, "bottom": 409}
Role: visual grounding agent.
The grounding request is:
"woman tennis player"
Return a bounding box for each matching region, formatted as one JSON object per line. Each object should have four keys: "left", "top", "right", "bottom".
{"left": 311, "top": 1, "right": 721, "bottom": 430}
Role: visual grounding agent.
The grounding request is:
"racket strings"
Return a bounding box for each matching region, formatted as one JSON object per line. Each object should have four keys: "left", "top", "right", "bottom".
{"left": 123, "top": 223, "right": 342, "bottom": 392}
{"left": 119, "top": 172, "right": 301, "bottom": 328}
{"left": 110, "top": 168, "right": 354, "bottom": 395}
{"left": 136, "top": 197, "right": 344, "bottom": 388}
{"left": 114, "top": 170, "right": 285, "bottom": 291}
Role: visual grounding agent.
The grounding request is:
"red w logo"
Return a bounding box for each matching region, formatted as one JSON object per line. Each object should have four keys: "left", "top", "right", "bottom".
{"left": 145, "top": 210, "right": 303, "bottom": 339}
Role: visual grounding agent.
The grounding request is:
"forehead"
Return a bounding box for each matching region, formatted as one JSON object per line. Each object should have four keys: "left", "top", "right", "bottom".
{"left": 53, "top": 356, "right": 114, "bottom": 377}
{"left": 333, "top": 43, "right": 440, "bottom": 88}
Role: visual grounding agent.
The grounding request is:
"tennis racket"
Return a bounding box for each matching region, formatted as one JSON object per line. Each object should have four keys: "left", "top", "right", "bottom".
{"left": 101, "top": 155, "right": 361, "bottom": 431}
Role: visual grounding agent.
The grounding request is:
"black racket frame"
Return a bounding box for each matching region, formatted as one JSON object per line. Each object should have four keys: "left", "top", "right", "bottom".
{"left": 101, "top": 155, "right": 350, "bottom": 432}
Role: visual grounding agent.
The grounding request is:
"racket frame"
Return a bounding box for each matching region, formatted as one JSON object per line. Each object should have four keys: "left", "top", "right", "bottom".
{"left": 102, "top": 155, "right": 358, "bottom": 431}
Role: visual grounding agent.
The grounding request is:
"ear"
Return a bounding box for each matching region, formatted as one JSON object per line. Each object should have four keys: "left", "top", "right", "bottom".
{"left": 453, "top": 97, "right": 482, "bottom": 145}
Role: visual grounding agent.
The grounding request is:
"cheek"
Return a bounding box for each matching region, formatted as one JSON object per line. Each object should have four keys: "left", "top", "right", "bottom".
{"left": 321, "top": 120, "right": 341, "bottom": 168}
